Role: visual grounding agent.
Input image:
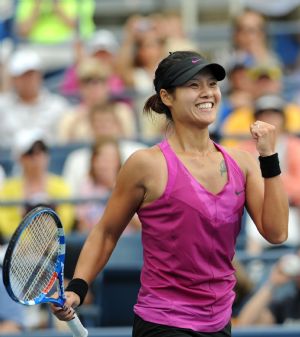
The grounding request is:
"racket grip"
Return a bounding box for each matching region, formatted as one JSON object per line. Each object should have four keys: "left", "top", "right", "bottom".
{"left": 67, "top": 312, "right": 88, "bottom": 337}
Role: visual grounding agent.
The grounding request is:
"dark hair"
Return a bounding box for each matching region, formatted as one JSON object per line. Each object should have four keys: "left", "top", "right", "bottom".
{"left": 143, "top": 50, "right": 207, "bottom": 121}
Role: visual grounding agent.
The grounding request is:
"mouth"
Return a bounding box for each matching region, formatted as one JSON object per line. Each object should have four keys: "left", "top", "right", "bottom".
{"left": 195, "top": 102, "right": 214, "bottom": 111}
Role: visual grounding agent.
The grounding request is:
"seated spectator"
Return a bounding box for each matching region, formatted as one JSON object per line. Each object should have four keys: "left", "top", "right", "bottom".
{"left": 14, "top": 0, "right": 95, "bottom": 71}
{"left": 211, "top": 52, "right": 255, "bottom": 135}
{"left": 237, "top": 250, "right": 300, "bottom": 326}
{"left": 217, "top": 9, "right": 281, "bottom": 69}
{"left": 237, "top": 94, "right": 300, "bottom": 254}
{"left": 116, "top": 14, "right": 167, "bottom": 140}
{"left": 75, "top": 137, "right": 141, "bottom": 234}
{"left": 0, "top": 49, "right": 70, "bottom": 148}
{"left": 62, "top": 103, "right": 147, "bottom": 195}
{"left": 221, "top": 63, "right": 300, "bottom": 146}
{"left": 58, "top": 57, "right": 137, "bottom": 143}
{"left": 0, "top": 129, "right": 75, "bottom": 241}
{"left": 61, "top": 29, "right": 124, "bottom": 99}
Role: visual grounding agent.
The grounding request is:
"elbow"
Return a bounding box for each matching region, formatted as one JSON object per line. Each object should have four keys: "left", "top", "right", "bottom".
{"left": 266, "top": 232, "right": 288, "bottom": 245}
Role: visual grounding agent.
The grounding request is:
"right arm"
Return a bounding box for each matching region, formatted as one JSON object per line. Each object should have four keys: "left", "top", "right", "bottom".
{"left": 52, "top": 149, "right": 157, "bottom": 318}
{"left": 16, "top": 0, "right": 42, "bottom": 38}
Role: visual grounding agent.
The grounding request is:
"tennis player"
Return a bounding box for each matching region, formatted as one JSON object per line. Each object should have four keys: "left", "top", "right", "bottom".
{"left": 52, "top": 51, "right": 289, "bottom": 336}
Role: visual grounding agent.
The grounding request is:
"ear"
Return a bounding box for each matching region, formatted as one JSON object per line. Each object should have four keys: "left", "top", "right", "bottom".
{"left": 160, "top": 89, "right": 173, "bottom": 107}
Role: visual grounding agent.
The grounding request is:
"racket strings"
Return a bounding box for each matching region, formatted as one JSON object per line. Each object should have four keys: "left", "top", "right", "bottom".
{"left": 10, "top": 213, "right": 59, "bottom": 301}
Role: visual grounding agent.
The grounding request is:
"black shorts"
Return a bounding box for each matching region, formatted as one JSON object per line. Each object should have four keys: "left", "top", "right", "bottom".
{"left": 132, "top": 314, "right": 231, "bottom": 337}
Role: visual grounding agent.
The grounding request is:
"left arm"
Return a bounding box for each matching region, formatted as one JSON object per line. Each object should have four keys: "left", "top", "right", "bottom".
{"left": 237, "top": 121, "right": 289, "bottom": 244}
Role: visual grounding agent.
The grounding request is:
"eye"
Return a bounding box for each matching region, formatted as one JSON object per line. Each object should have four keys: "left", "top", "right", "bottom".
{"left": 209, "top": 80, "right": 218, "bottom": 87}
{"left": 187, "top": 81, "right": 200, "bottom": 89}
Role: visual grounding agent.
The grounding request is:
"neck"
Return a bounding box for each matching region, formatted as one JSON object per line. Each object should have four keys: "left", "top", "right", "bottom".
{"left": 19, "top": 93, "right": 39, "bottom": 104}
{"left": 168, "top": 127, "right": 215, "bottom": 154}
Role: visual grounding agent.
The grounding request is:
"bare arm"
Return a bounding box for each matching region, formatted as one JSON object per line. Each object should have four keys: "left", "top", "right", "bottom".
{"left": 245, "top": 121, "right": 289, "bottom": 244}
{"left": 51, "top": 149, "right": 156, "bottom": 318}
{"left": 17, "top": 0, "right": 42, "bottom": 38}
{"left": 115, "top": 15, "right": 144, "bottom": 87}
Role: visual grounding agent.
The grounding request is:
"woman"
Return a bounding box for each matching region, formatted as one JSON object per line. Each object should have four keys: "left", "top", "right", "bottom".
{"left": 52, "top": 51, "right": 288, "bottom": 336}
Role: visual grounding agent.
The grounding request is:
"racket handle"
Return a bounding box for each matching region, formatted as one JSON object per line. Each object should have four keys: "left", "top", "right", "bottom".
{"left": 67, "top": 312, "right": 88, "bottom": 337}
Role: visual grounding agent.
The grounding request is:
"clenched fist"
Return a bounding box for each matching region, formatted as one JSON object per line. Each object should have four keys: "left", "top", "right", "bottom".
{"left": 250, "top": 121, "right": 276, "bottom": 157}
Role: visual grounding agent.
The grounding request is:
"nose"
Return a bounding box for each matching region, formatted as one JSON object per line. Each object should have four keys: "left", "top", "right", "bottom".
{"left": 200, "top": 84, "right": 213, "bottom": 98}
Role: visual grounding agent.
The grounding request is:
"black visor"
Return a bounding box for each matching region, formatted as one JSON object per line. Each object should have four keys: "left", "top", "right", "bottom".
{"left": 155, "top": 56, "right": 226, "bottom": 92}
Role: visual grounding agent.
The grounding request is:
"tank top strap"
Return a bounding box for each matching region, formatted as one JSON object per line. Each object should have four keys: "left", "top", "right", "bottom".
{"left": 158, "top": 139, "right": 178, "bottom": 198}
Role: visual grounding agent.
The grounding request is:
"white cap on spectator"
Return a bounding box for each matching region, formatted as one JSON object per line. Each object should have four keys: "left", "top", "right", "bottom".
{"left": 86, "top": 29, "right": 119, "bottom": 55}
{"left": 9, "top": 49, "right": 42, "bottom": 76}
{"left": 13, "top": 129, "right": 48, "bottom": 158}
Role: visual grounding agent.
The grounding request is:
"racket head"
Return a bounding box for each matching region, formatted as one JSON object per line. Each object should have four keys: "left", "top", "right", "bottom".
{"left": 2, "top": 206, "right": 66, "bottom": 307}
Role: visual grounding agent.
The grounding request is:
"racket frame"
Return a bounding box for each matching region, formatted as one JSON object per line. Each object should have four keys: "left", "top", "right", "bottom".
{"left": 3, "top": 207, "right": 66, "bottom": 306}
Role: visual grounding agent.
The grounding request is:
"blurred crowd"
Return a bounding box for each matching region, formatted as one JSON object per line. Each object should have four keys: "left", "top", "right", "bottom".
{"left": 1, "top": 0, "right": 300, "bottom": 333}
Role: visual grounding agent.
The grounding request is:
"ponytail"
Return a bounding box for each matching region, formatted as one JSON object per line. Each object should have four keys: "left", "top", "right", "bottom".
{"left": 143, "top": 93, "right": 173, "bottom": 121}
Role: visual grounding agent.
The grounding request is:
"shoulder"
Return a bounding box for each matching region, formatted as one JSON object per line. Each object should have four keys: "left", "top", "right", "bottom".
{"left": 122, "top": 145, "right": 163, "bottom": 172}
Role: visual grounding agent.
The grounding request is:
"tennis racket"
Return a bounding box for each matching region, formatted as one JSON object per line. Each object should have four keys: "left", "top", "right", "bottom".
{"left": 2, "top": 206, "right": 88, "bottom": 337}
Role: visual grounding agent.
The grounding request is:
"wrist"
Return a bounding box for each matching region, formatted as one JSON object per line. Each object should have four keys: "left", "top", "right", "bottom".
{"left": 65, "top": 278, "right": 89, "bottom": 306}
{"left": 258, "top": 151, "right": 276, "bottom": 157}
{"left": 258, "top": 153, "right": 281, "bottom": 178}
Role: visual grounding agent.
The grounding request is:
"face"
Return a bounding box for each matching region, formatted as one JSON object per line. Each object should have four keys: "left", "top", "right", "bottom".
{"left": 13, "top": 70, "right": 42, "bottom": 99}
{"left": 234, "top": 11, "right": 265, "bottom": 50}
{"left": 255, "top": 110, "right": 285, "bottom": 133}
{"left": 79, "top": 77, "right": 109, "bottom": 105}
{"left": 164, "top": 69, "right": 221, "bottom": 127}
{"left": 90, "top": 110, "right": 124, "bottom": 138}
{"left": 91, "top": 143, "right": 121, "bottom": 188}
{"left": 20, "top": 146, "right": 49, "bottom": 174}
{"left": 135, "top": 32, "right": 164, "bottom": 67}
{"left": 252, "top": 76, "right": 282, "bottom": 98}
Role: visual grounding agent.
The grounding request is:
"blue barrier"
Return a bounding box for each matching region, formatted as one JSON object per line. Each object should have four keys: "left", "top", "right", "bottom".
{"left": 1, "top": 325, "right": 300, "bottom": 337}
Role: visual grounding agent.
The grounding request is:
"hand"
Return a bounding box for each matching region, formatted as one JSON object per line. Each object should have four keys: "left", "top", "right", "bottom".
{"left": 50, "top": 291, "right": 80, "bottom": 321}
{"left": 250, "top": 121, "right": 276, "bottom": 157}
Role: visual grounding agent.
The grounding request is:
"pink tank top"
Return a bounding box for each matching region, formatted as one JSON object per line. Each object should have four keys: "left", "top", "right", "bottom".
{"left": 134, "top": 139, "right": 246, "bottom": 332}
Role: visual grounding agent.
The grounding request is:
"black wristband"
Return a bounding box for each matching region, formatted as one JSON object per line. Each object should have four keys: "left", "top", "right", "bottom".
{"left": 258, "top": 153, "right": 281, "bottom": 178}
{"left": 65, "top": 278, "right": 89, "bottom": 306}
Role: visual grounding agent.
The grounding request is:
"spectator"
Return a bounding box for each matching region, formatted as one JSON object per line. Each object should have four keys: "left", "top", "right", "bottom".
{"left": 0, "top": 129, "right": 75, "bottom": 241}
{"left": 237, "top": 94, "right": 300, "bottom": 254}
{"left": 150, "top": 10, "right": 198, "bottom": 53}
{"left": 0, "top": 49, "right": 70, "bottom": 148}
{"left": 58, "top": 57, "right": 136, "bottom": 143}
{"left": 218, "top": 9, "right": 281, "bottom": 69}
{"left": 61, "top": 29, "right": 124, "bottom": 99}
{"left": 116, "top": 14, "right": 167, "bottom": 139}
{"left": 62, "top": 103, "right": 147, "bottom": 195}
{"left": 211, "top": 52, "right": 254, "bottom": 135}
{"left": 14, "top": 0, "right": 96, "bottom": 71}
{"left": 237, "top": 251, "right": 300, "bottom": 325}
{"left": 231, "top": 258, "right": 255, "bottom": 325}
{"left": 75, "top": 137, "right": 141, "bottom": 234}
{"left": 221, "top": 63, "right": 300, "bottom": 146}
